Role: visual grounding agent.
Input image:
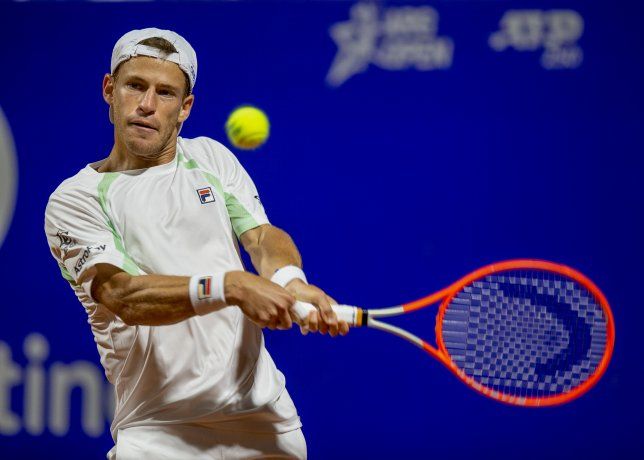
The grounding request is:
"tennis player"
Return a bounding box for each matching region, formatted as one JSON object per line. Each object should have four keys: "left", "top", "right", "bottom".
{"left": 44, "top": 28, "right": 348, "bottom": 459}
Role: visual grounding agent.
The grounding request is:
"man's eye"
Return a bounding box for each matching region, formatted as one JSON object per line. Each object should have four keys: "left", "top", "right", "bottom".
{"left": 159, "top": 90, "right": 174, "bottom": 97}
{"left": 127, "top": 83, "right": 142, "bottom": 90}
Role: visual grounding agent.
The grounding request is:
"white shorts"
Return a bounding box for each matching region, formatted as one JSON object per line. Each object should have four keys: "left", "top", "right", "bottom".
{"left": 110, "top": 425, "right": 307, "bottom": 460}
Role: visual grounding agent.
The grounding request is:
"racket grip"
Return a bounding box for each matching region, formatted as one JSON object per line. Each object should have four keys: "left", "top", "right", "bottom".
{"left": 292, "top": 301, "right": 359, "bottom": 327}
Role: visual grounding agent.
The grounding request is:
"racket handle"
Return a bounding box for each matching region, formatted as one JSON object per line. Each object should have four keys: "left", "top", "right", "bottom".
{"left": 292, "top": 301, "right": 359, "bottom": 327}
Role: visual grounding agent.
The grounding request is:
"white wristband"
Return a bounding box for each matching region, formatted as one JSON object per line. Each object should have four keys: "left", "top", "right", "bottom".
{"left": 189, "top": 272, "right": 227, "bottom": 316}
{"left": 271, "top": 265, "right": 307, "bottom": 288}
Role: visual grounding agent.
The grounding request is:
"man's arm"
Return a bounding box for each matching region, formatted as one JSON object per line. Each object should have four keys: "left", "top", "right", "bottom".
{"left": 240, "top": 224, "right": 302, "bottom": 278}
{"left": 240, "top": 224, "right": 349, "bottom": 336}
{"left": 91, "top": 263, "right": 296, "bottom": 328}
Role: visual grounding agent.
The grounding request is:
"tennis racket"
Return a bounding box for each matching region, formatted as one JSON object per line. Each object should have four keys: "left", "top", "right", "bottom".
{"left": 293, "top": 259, "right": 614, "bottom": 407}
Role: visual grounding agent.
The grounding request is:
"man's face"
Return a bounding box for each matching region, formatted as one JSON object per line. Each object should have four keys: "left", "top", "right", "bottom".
{"left": 104, "top": 56, "right": 194, "bottom": 159}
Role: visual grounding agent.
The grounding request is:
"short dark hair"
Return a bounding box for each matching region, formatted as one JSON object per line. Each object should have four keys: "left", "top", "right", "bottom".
{"left": 112, "top": 37, "right": 192, "bottom": 97}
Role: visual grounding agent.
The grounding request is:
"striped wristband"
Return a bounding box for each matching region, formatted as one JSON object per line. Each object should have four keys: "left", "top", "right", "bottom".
{"left": 271, "top": 265, "right": 308, "bottom": 288}
{"left": 189, "top": 272, "right": 227, "bottom": 316}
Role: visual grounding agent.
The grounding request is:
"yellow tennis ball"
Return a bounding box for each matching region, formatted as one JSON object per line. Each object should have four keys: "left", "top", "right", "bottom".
{"left": 225, "top": 106, "right": 270, "bottom": 150}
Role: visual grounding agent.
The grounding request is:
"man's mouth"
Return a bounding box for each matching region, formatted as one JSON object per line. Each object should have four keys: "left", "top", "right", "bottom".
{"left": 129, "top": 120, "right": 158, "bottom": 132}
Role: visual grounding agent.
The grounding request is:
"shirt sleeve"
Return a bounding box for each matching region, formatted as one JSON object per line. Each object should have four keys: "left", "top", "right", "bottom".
{"left": 219, "top": 145, "right": 270, "bottom": 238}
{"left": 44, "top": 186, "right": 137, "bottom": 296}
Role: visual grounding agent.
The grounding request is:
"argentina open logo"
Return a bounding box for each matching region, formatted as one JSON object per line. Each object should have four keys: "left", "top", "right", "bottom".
{"left": 0, "top": 105, "right": 18, "bottom": 249}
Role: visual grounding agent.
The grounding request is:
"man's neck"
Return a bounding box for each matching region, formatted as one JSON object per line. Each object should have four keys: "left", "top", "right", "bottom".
{"left": 97, "top": 136, "right": 177, "bottom": 173}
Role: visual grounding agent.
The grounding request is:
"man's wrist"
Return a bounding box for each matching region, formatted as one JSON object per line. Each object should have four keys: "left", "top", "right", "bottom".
{"left": 189, "top": 272, "right": 227, "bottom": 316}
{"left": 271, "top": 265, "right": 307, "bottom": 288}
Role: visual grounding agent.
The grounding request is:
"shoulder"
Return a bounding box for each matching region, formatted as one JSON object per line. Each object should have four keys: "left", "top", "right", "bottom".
{"left": 178, "top": 136, "right": 240, "bottom": 171}
{"left": 178, "top": 135, "right": 230, "bottom": 156}
{"left": 46, "top": 167, "right": 103, "bottom": 221}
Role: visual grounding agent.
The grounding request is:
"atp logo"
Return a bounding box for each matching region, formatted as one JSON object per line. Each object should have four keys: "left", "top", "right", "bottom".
{"left": 326, "top": 2, "right": 453, "bottom": 87}
{"left": 0, "top": 106, "right": 18, "bottom": 249}
{"left": 489, "top": 10, "right": 584, "bottom": 69}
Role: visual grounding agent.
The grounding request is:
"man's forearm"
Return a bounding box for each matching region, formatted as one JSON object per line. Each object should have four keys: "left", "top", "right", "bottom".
{"left": 91, "top": 264, "right": 298, "bottom": 329}
{"left": 243, "top": 225, "right": 303, "bottom": 279}
{"left": 92, "top": 269, "right": 203, "bottom": 326}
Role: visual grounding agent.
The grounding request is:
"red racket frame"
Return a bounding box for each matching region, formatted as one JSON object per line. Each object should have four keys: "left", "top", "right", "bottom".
{"left": 403, "top": 259, "right": 615, "bottom": 407}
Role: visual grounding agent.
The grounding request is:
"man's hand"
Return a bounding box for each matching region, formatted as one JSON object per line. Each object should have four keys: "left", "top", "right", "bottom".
{"left": 285, "top": 279, "right": 349, "bottom": 337}
{"left": 224, "top": 271, "right": 295, "bottom": 330}
{"left": 238, "top": 224, "right": 349, "bottom": 336}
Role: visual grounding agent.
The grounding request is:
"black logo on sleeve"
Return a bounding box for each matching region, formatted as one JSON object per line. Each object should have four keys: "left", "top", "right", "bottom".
{"left": 56, "top": 230, "right": 77, "bottom": 249}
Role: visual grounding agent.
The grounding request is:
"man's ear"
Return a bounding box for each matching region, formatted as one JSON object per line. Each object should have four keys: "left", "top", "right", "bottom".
{"left": 178, "top": 94, "right": 195, "bottom": 124}
{"left": 102, "top": 74, "right": 114, "bottom": 104}
{"left": 102, "top": 74, "right": 115, "bottom": 124}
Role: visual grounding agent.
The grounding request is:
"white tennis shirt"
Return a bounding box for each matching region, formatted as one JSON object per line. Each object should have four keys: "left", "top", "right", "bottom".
{"left": 44, "top": 136, "right": 301, "bottom": 439}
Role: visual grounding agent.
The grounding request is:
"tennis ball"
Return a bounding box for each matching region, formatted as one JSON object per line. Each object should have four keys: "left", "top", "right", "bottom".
{"left": 225, "top": 105, "right": 270, "bottom": 150}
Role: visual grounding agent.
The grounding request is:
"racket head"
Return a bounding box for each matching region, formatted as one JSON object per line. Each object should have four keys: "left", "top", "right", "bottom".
{"left": 434, "top": 259, "right": 614, "bottom": 407}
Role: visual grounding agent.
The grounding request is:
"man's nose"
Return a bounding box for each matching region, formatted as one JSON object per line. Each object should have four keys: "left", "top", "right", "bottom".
{"left": 138, "top": 88, "right": 157, "bottom": 114}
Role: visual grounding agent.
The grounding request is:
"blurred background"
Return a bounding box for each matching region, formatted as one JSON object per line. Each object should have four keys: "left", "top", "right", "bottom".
{"left": 0, "top": 0, "right": 643, "bottom": 458}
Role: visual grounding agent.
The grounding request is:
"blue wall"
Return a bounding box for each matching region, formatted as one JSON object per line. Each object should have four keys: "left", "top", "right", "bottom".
{"left": 0, "top": 1, "right": 642, "bottom": 458}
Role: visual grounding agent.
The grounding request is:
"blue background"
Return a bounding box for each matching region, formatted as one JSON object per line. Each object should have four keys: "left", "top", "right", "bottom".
{"left": 1, "top": 0, "right": 643, "bottom": 458}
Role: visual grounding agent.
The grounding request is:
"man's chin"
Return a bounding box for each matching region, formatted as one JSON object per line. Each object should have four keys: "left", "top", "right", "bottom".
{"left": 125, "top": 137, "right": 166, "bottom": 159}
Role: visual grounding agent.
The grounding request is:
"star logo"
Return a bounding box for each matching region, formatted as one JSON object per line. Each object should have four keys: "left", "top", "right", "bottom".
{"left": 326, "top": 3, "right": 454, "bottom": 87}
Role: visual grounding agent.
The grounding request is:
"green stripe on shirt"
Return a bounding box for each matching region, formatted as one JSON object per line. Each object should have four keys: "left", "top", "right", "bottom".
{"left": 97, "top": 173, "right": 141, "bottom": 276}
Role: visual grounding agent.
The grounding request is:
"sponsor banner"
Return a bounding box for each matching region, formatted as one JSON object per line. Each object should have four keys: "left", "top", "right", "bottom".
{"left": 0, "top": 1, "right": 638, "bottom": 459}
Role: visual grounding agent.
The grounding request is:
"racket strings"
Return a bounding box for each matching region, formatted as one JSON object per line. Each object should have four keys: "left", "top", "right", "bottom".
{"left": 442, "top": 270, "right": 608, "bottom": 399}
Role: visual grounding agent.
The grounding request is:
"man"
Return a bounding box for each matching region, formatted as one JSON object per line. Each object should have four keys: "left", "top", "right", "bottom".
{"left": 44, "top": 28, "right": 348, "bottom": 459}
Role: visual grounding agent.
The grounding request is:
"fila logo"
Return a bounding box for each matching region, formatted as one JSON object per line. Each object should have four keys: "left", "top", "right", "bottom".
{"left": 196, "top": 187, "right": 215, "bottom": 204}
